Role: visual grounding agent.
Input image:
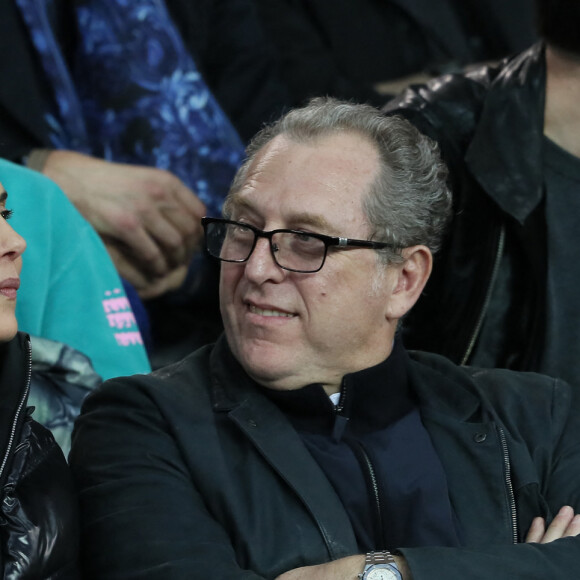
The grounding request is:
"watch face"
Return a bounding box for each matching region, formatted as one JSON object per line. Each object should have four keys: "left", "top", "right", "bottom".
{"left": 366, "top": 565, "right": 400, "bottom": 580}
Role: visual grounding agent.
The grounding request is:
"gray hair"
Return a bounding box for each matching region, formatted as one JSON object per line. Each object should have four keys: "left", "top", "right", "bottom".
{"left": 226, "top": 97, "right": 452, "bottom": 264}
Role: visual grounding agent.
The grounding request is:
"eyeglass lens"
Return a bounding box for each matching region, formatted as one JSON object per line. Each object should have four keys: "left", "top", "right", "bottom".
{"left": 206, "top": 221, "right": 327, "bottom": 272}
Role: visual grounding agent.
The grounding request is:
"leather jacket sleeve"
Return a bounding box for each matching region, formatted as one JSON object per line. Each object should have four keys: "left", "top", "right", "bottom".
{"left": 1, "top": 416, "right": 80, "bottom": 579}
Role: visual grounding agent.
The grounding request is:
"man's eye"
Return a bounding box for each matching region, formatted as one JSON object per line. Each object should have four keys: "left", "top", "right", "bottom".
{"left": 1, "top": 209, "right": 13, "bottom": 221}
{"left": 294, "top": 232, "right": 318, "bottom": 244}
{"left": 228, "top": 224, "right": 254, "bottom": 239}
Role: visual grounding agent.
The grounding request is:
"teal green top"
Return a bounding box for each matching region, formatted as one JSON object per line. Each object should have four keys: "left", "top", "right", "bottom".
{"left": 0, "top": 158, "right": 151, "bottom": 379}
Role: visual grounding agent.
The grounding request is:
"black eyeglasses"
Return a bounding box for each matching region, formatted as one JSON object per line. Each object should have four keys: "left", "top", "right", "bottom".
{"left": 202, "top": 217, "right": 397, "bottom": 273}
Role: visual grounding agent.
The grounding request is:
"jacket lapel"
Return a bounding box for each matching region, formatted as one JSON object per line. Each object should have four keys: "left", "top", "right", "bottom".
{"left": 210, "top": 337, "right": 358, "bottom": 559}
{"left": 229, "top": 398, "right": 359, "bottom": 559}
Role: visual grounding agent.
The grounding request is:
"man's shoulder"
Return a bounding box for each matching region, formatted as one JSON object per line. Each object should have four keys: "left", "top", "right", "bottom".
{"left": 89, "top": 343, "right": 216, "bottom": 411}
{"left": 408, "top": 349, "right": 573, "bottom": 427}
{"left": 148, "top": 343, "right": 214, "bottom": 384}
{"left": 410, "top": 348, "right": 562, "bottom": 392}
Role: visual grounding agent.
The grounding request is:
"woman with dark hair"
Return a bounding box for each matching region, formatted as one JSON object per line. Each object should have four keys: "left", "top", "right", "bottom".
{"left": 0, "top": 180, "right": 79, "bottom": 578}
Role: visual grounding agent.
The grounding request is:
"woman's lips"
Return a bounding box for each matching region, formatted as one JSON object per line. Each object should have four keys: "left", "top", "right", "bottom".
{"left": 0, "top": 278, "right": 20, "bottom": 299}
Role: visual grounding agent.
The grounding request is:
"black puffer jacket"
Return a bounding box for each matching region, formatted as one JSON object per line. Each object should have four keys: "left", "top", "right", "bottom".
{"left": 384, "top": 42, "right": 548, "bottom": 372}
{"left": 0, "top": 333, "right": 79, "bottom": 578}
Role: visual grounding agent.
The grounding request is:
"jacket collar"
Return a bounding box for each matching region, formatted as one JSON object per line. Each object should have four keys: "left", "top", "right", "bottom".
{"left": 407, "top": 349, "right": 484, "bottom": 422}
{"left": 257, "top": 338, "right": 415, "bottom": 436}
{"left": 465, "top": 42, "right": 546, "bottom": 224}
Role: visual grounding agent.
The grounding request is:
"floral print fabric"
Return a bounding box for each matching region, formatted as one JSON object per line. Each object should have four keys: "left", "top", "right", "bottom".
{"left": 16, "top": 0, "right": 244, "bottom": 216}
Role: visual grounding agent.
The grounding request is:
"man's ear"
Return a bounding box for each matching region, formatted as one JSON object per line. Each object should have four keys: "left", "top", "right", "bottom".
{"left": 385, "top": 245, "right": 432, "bottom": 320}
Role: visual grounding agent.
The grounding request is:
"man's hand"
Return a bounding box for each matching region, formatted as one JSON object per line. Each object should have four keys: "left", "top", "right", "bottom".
{"left": 272, "top": 508, "right": 580, "bottom": 580}
{"left": 42, "top": 150, "right": 206, "bottom": 298}
{"left": 275, "top": 554, "right": 411, "bottom": 580}
{"left": 526, "top": 505, "right": 580, "bottom": 543}
{"left": 275, "top": 555, "right": 365, "bottom": 580}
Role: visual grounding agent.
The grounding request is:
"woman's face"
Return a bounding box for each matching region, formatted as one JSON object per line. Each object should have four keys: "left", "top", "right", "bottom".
{"left": 0, "top": 181, "right": 26, "bottom": 342}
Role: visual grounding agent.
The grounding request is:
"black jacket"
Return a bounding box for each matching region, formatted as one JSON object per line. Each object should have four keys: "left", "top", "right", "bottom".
{"left": 384, "top": 42, "right": 549, "bottom": 372}
{"left": 253, "top": 0, "right": 536, "bottom": 106}
{"left": 0, "top": 333, "right": 79, "bottom": 578}
{"left": 69, "top": 335, "right": 580, "bottom": 579}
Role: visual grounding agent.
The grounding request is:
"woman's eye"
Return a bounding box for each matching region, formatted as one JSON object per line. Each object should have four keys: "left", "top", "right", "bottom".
{"left": 1, "top": 209, "right": 13, "bottom": 221}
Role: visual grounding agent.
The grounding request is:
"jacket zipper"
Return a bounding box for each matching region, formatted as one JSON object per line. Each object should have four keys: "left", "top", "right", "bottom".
{"left": 333, "top": 383, "right": 385, "bottom": 544}
{"left": 461, "top": 223, "right": 506, "bottom": 365}
{"left": 332, "top": 380, "right": 349, "bottom": 442}
{"left": 357, "top": 443, "right": 385, "bottom": 547}
{"left": 497, "top": 425, "right": 518, "bottom": 544}
{"left": 0, "top": 339, "right": 32, "bottom": 481}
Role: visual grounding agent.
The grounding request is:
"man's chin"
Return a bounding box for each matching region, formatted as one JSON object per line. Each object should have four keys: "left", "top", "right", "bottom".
{"left": 243, "top": 360, "right": 298, "bottom": 391}
{"left": 238, "top": 350, "right": 304, "bottom": 391}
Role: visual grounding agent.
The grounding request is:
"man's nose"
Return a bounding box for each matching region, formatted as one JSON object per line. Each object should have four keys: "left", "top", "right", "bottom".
{"left": 244, "top": 237, "right": 285, "bottom": 283}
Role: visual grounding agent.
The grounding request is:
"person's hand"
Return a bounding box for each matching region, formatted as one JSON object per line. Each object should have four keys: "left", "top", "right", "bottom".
{"left": 275, "top": 555, "right": 411, "bottom": 580}
{"left": 42, "top": 150, "right": 206, "bottom": 297}
{"left": 526, "top": 505, "right": 580, "bottom": 543}
{"left": 106, "top": 245, "right": 189, "bottom": 300}
{"left": 275, "top": 555, "right": 365, "bottom": 580}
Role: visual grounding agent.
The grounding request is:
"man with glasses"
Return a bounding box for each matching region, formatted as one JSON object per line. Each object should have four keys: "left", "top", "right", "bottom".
{"left": 70, "top": 98, "right": 580, "bottom": 579}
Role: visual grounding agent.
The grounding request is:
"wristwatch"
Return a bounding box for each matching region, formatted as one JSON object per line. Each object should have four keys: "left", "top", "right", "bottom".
{"left": 358, "top": 551, "right": 402, "bottom": 580}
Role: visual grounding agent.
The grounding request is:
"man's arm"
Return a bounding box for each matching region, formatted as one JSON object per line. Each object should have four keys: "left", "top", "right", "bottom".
{"left": 38, "top": 150, "right": 206, "bottom": 299}
{"left": 69, "top": 376, "right": 269, "bottom": 579}
{"left": 276, "top": 510, "right": 580, "bottom": 580}
{"left": 275, "top": 555, "right": 411, "bottom": 580}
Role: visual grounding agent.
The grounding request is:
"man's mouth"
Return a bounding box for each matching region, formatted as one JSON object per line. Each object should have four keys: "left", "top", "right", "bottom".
{"left": 248, "top": 304, "right": 295, "bottom": 318}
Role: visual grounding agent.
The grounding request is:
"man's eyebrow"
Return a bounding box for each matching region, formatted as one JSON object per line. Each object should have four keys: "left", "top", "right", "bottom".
{"left": 285, "top": 212, "right": 336, "bottom": 233}
{"left": 226, "top": 193, "right": 252, "bottom": 212}
{"left": 227, "top": 194, "right": 337, "bottom": 233}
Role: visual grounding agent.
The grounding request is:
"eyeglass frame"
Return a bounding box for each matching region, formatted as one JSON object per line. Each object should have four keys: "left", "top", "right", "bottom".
{"left": 201, "top": 216, "right": 399, "bottom": 273}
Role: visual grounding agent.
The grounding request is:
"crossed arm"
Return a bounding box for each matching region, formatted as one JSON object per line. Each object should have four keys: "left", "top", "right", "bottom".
{"left": 276, "top": 507, "right": 580, "bottom": 580}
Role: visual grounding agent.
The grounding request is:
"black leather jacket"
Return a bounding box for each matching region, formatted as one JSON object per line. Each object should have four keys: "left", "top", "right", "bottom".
{"left": 384, "top": 42, "right": 547, "bottom": 372}
{"left": 0, "top": 333, "right": 79, "bottom": 578}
